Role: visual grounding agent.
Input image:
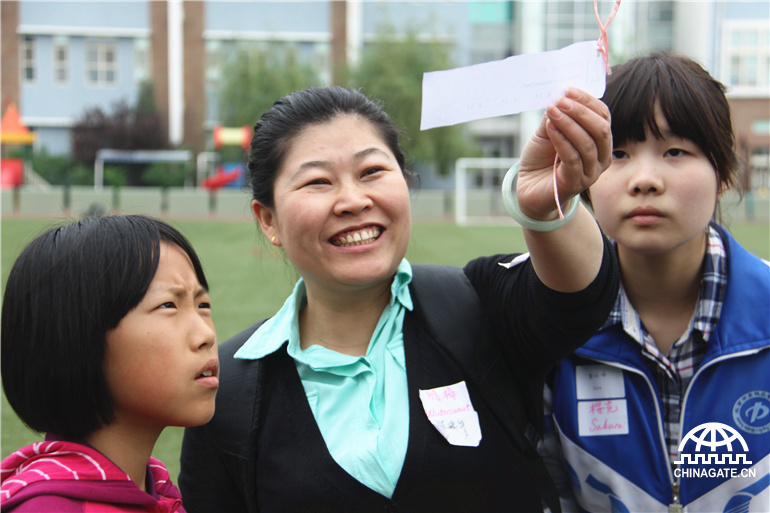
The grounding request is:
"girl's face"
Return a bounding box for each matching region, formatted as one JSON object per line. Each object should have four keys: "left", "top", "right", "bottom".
{"left": 103, "top": 242, "right": 218, "bottom": 432}
{"left": 253, "top": 114, "right": 411, "bottom": 296}
{"left": 588, "top": 104, "right": 719, "bottom": 259}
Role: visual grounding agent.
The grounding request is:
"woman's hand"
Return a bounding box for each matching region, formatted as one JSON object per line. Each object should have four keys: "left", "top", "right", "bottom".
{"left": 516, "top": 87, "right": 612, "bottom": 221}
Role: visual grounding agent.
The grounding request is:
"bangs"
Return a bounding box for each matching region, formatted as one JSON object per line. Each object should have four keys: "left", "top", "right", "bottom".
{"left": 590, "top": 52, "right": 737, "bottom": 206}
{"left": 603, "top": 53, "right": 724, "bottom": 157}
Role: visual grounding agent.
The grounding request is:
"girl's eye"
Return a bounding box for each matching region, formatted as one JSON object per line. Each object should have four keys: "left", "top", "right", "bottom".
{"left": 198, "top": 302, "right": 212, "bottom": 310}
{"left": 158, "top": 302, "right": 176, "bottom": 309}
{"left": 665, "top": 148, "right": 687, "bottom": 157}
{"left": 611, "top": 149, "right": 628, "bottom": 160}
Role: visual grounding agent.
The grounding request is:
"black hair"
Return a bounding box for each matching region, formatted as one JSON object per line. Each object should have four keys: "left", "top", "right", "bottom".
{"left": 1, "top": 215, "right": 209, "bottom": 438}
{"left": 584, "top": 52, "right": 738, "bottom": 205}
{"left": 248, "top": 86, "right": 412, "bottom": 209}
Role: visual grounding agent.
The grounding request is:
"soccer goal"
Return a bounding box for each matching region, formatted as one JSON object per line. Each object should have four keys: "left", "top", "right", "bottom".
{"left": 454, "top": 157, "right": 518, "bottom": 226}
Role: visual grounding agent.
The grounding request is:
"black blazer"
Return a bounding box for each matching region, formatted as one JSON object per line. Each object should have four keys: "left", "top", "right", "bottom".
{"left": 179, "top": 249, "right": 618, "bottom": 512}
{"left": 180, "top": 319, "right": 267, "bottom": 513}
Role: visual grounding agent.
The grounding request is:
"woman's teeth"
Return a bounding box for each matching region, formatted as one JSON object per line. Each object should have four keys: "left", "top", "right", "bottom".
{"left": 332, "top": 228, "right": 381, "bottom": 247}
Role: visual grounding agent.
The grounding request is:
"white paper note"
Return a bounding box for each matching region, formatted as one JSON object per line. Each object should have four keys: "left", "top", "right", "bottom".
{"left": 578, "top": 398, "right": 629, "bottom": 437}
{"left": 420, "top": 41, "right": 607, "bottom": 130}
{"left": 419, "top": 381, "right": 482, "bottom": 447}
{"left": 575, "top": 365, "right": 625, "bottom": 400}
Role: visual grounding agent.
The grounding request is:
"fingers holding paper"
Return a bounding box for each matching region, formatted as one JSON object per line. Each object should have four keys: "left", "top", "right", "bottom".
{"left": 517, "top": 88, "right": 612, "bottom": 221}
{"left": 515, "top": 88, "right": 610, "bottom": 294}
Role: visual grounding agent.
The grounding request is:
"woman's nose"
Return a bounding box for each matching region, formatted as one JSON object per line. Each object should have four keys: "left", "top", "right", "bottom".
{"left": 334, "top": 180, "right": 373, "bottom": 215}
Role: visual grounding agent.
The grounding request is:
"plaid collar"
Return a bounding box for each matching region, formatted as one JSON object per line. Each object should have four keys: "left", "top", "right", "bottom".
{"left": 602, "top": 223, "right": 728, "bottom": 352}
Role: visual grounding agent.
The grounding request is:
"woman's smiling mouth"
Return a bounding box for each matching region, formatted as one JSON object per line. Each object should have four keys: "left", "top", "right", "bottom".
{"left": 330, "top": 226, "right": 382, "bottom": 247}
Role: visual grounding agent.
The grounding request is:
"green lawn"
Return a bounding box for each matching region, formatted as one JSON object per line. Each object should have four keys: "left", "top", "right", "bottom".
{"left": 2, "top": 215, "right": 768, "bottom": 483}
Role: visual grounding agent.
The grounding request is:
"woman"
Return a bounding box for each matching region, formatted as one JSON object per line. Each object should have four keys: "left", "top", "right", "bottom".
{"left": 180, "top": 85, "right": 618, "bottom": 512}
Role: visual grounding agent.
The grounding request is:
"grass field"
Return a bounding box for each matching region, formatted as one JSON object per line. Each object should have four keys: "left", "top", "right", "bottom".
{"left": 2, "top": 214, "right": 769, "bottom": 483}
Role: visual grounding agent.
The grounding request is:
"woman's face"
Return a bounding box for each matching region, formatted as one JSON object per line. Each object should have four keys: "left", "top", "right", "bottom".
{"left": 253, "top": 114, "right": 411, "bottom": 296}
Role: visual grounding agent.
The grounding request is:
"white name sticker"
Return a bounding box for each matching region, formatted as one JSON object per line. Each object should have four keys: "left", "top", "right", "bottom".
{"left": 419, "top": 381, "right": 482, "bottom": 447}
{"left": 576, "top": 365, "right": 625, "bottom": 400}
{"left": 578, "top": 399, "right": 629, "bottom": 437}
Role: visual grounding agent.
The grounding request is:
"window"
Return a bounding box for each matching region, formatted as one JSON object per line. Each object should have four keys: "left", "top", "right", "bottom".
{"left": 723, "top": 22, "right": 770, "bottom": 89}
{"left": 545, "top": 1, "right": 601, "bottom": 51}
{"left": 134, "top": 38, "right": 150, "bottom": 83}
{"left": 53, "top": 37, "right": 69, "bottom": 84}
{"left": 205, "top": 40, "right": 222, "bottom": 88}
{"left": 85, "top": 39, "right": 118, "bottom": 86}
{"left": 723, "top": 22, "right": 769, "bottom": 91}
{"left": 20, "top": 35, "right": 35, "bottom": 82}
{"left": 648, "top": 2, "right": 674, "bottom": 23}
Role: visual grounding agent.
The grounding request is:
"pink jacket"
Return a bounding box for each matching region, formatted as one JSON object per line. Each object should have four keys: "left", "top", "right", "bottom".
{"left": 1, "top": 438, "right": 185, "bottom": 512}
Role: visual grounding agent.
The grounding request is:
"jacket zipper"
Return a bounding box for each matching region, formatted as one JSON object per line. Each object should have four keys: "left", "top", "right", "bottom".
{"left": 669, "top": 481, "right": 683, "bottom": 513}
{"left": 672, "top": 348, "right": 763, "bottom": 510}
{"left": 582, "top": 347, "right": 763, "bottom": 509}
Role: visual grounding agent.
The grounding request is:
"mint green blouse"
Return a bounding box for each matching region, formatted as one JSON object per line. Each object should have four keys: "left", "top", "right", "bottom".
{"left": 234, "top": 259, "right": 413, "bottom": 498}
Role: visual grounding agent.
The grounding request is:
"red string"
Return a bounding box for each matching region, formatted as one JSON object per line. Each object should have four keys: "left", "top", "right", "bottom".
{"left": 551, "top": 0, "right": 621, "bottom": 221}
{"left": 595, "top": 0, "right": 622, "bottom": 75}
{"left": 553, "top": 154, "right": 564, "bottom": 219}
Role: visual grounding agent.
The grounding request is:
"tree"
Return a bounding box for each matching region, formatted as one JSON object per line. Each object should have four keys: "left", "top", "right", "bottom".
{"left": 70, "top": 81, "right": 168, "bottom": 186}
{"left": 217, "top": 46, "right": 320, "bottom": 129}
{"left": 350, "top": 25, "right": 480, "bottom": 175}
{"left": 29, "top": 149, "right": 90, "bottom": 185}
{"left": 211, "top": 32, "right": 479, "bottom": 175}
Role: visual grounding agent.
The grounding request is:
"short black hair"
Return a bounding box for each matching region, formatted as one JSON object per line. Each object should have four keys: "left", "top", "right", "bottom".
{"left": 584, "top": 52, "right": 738, "bottom": 206}
{"left": 1, "top": 215, "right": 209, "bottom": 438}
{"left": 248, "top": 86, "right": 412, "bottom": 209}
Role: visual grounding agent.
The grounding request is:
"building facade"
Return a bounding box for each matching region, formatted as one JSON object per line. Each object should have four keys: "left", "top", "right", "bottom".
{"left": 1, "top": 1, "right": 767, "bottom": 190}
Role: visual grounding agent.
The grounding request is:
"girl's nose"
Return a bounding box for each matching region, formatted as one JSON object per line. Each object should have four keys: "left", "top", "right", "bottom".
{"left": 628, "top": 160, "right": 665, "bottom": 195}
{"left": 192, "top": 315, "right": 217, "bottom": 351}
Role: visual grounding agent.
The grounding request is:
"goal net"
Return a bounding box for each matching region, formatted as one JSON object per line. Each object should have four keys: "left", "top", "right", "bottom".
{"left": 454, "top": 157, "right": 518, "bottom": 226}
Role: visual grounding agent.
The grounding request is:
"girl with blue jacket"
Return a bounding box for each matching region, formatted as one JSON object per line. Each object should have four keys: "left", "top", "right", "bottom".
{"left": 543, "top": 52, "right": 770, "bottom": 512}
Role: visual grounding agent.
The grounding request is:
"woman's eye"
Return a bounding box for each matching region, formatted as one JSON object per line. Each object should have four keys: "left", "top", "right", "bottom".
{"left": 611, "top": 149, "right": 628, "bottom": 160}
{"left": 199, "top": 302, "right": 212, "bottom": 310}
{"left": 158, "top": 302, "right": 176, "bottom": 309}
{"left": 362, "top": 166, "right": 386, "bottom": 178}
{"left": 305, "top": 178, "right": 331, "bottom": 186}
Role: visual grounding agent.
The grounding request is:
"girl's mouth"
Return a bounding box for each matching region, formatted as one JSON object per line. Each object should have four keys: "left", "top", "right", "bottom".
{"left": 330, "top": 226, "right": 382, "bottom": 247}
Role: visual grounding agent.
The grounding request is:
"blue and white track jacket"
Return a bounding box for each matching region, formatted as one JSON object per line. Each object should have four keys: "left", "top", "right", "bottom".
{"left": 544, "top": 226, "right": 770, "bottom": 512}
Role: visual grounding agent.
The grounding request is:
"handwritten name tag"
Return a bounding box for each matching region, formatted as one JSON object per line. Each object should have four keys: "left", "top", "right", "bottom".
{"left": 576, "top": 364, "right": 625, "bottom": 400}
{"left": 419, "top": 381, "right": 482, "bottom": 447}
{"left": 578, "top": 399, "right": 629, "bottom": 437}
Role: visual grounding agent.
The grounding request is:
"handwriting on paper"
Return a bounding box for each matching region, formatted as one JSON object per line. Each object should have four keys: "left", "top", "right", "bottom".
{"left": 420, "top": 41, "right": 606, "bottom": 130}
{"left": 578, "top": 399, "right": 629, "bottom": 436}
{"left": 575, "top": 364, "right": 625, "bottom": 400}
{"left": 419, "top": 381, "right": 482, "bottom": 447}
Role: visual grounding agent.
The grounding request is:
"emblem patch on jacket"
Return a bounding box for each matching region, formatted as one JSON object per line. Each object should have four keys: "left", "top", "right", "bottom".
{"left": 733, "top": 390, "right": 770, "bottom": 435}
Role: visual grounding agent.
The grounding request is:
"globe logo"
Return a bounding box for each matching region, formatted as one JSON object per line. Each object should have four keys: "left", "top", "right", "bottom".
{"left": 674, "top": 422, "right": 752, "bottom": 466}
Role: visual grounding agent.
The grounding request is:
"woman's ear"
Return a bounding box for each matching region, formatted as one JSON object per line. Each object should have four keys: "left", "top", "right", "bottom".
{"left": 252, "top": 199, "right": 281, "bottom": 246}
